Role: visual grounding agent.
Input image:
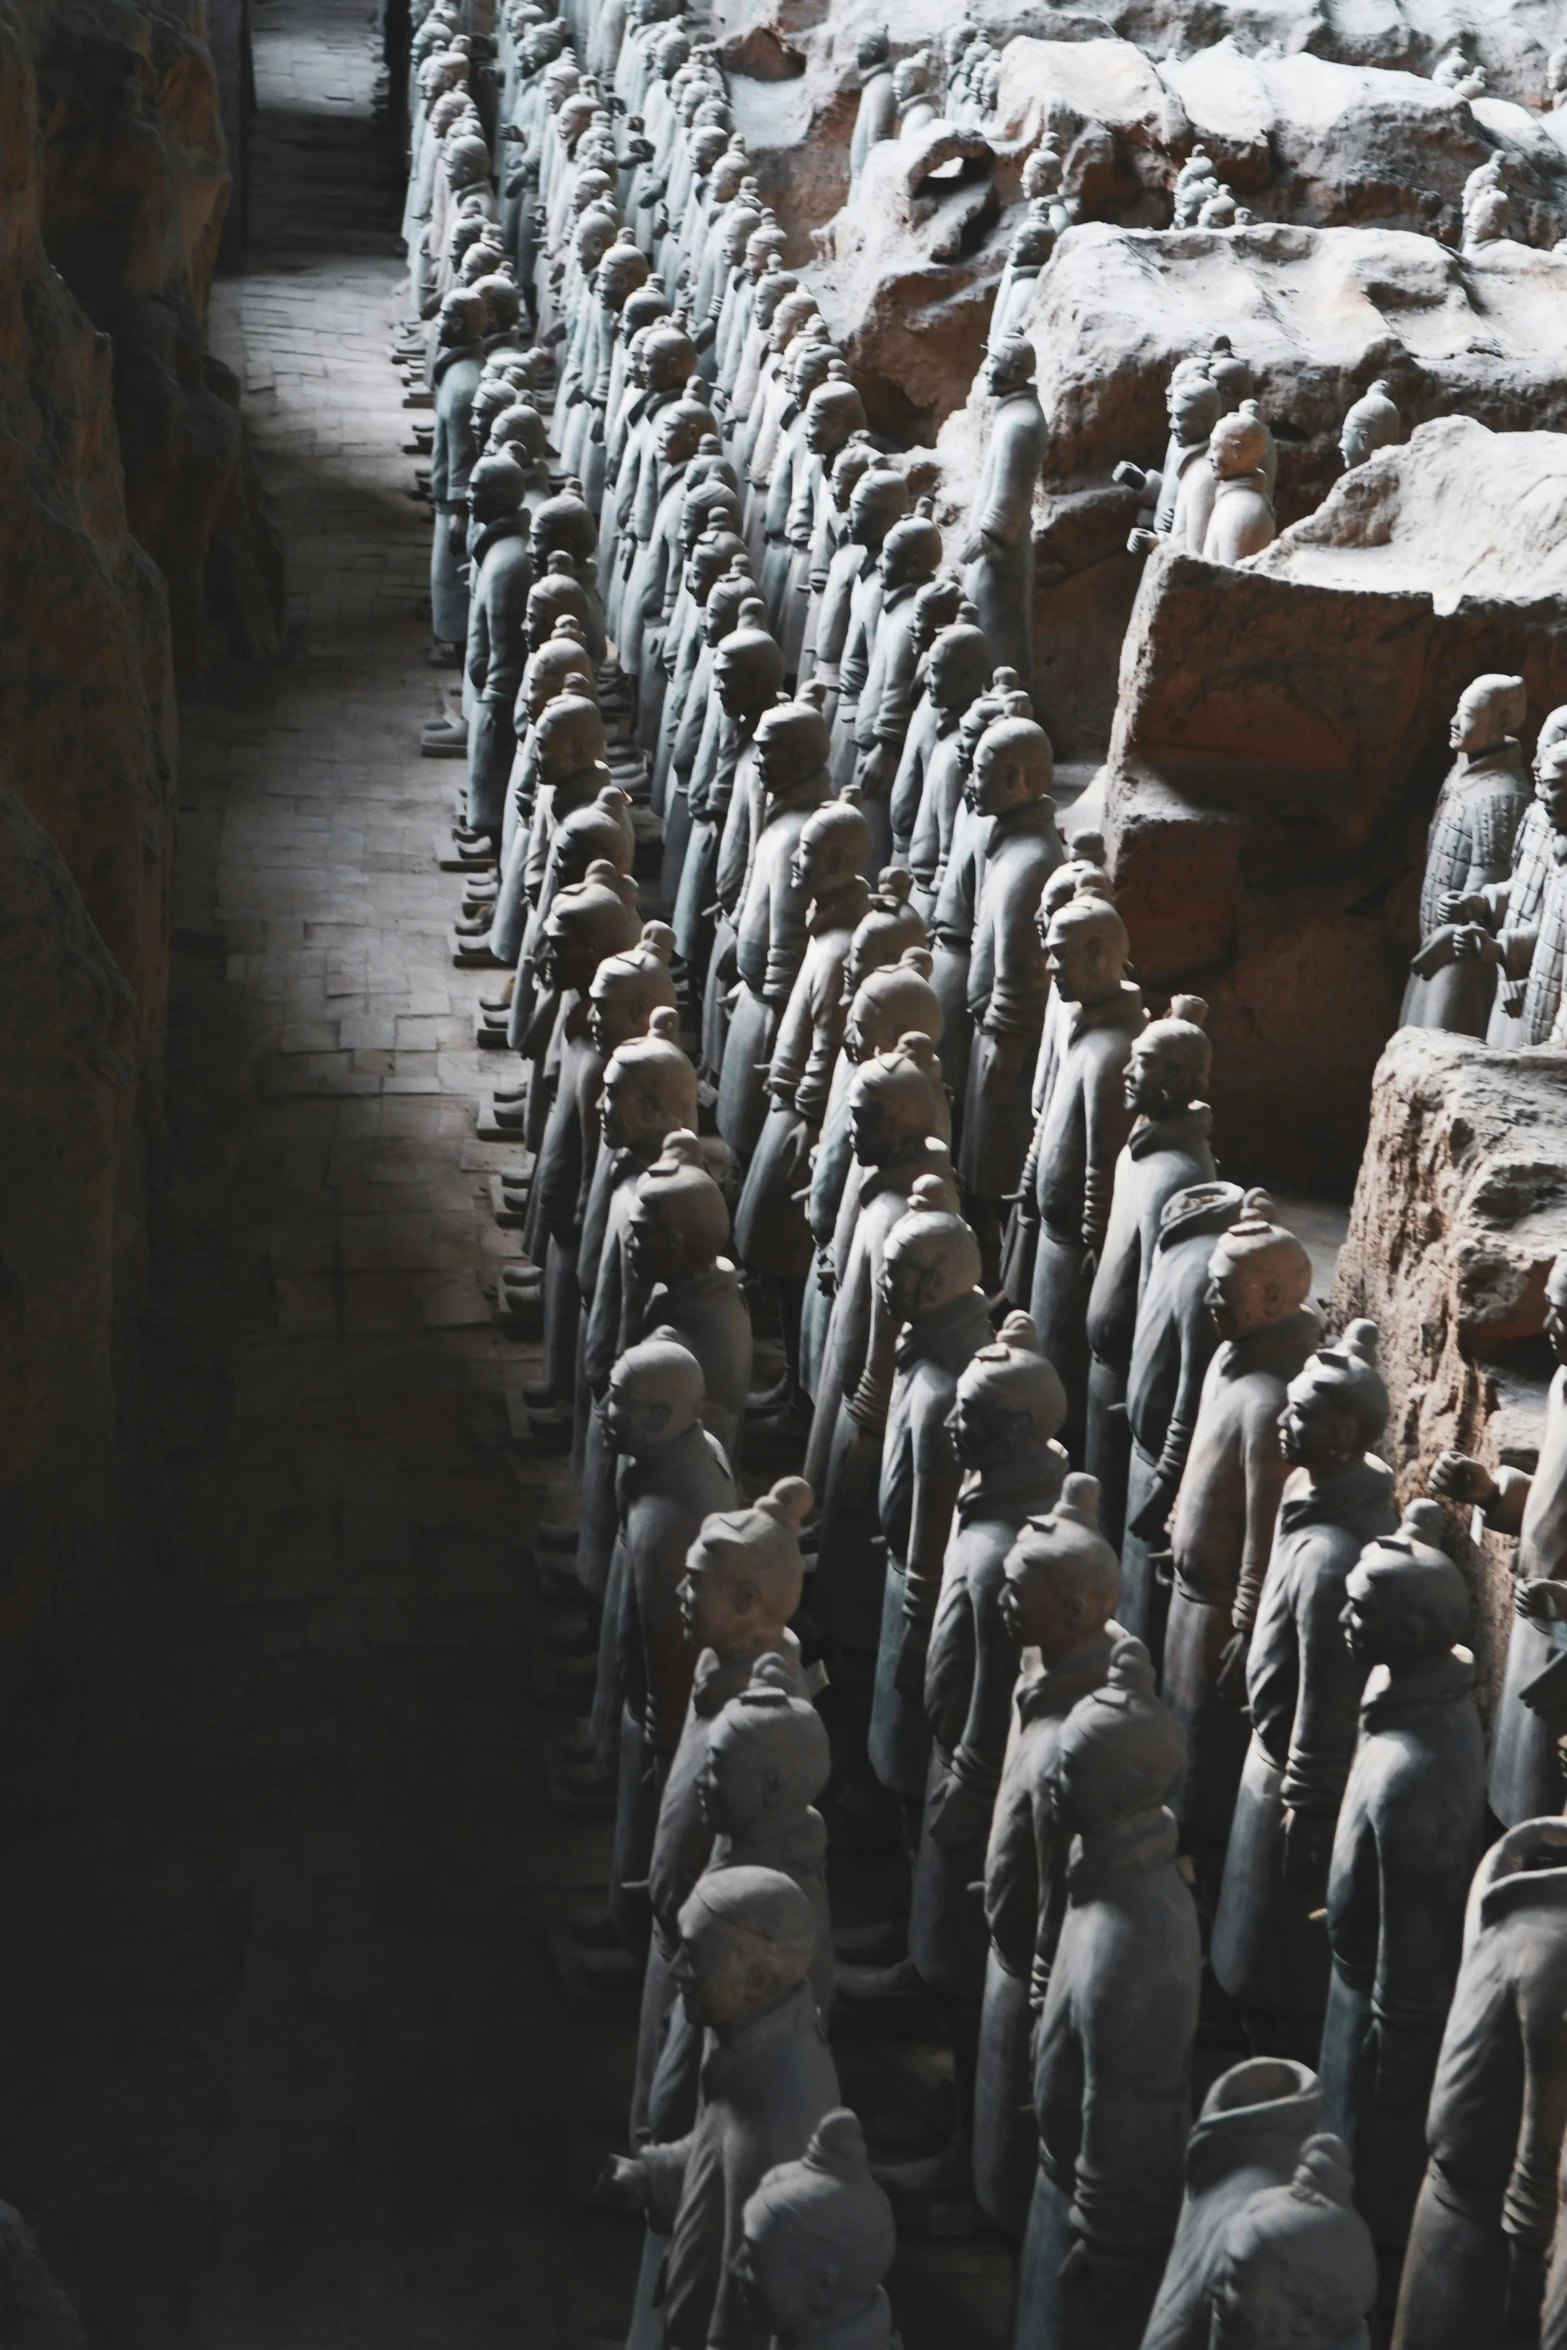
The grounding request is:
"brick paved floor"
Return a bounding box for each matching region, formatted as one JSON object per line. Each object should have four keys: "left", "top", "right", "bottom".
{"left": 0, "top": 3, "right": 1019, "bottom": 2342}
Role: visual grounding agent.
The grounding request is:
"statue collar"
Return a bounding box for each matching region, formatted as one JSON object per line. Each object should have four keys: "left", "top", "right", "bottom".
{"left": 1069, "top": 979, "right": 1144, "bottom": 1042}
{"left": 990, "top": 794, "right": 1060, "bottom": 843}
{"left": 713, "top": 1803, "right": 827, "bottom": 1877}
{"left": 1067, "top": 1803, "right": 1179, "bottom": 1894}
{"left": 1476, "top": 1816, "right": 1567, "bottom": 1927}
{"left": 806, "top": 875, "right": 872, "bottom": 936}
{"left": 704, "top": 1976, "right": 819, "bottom": 2072}
{"left": 784, "top": 2291, "right": 896, "bottom": 2350}
{"left": 880, "top": 579, "right": 917, "bottom": 612}
{"left": 622, "top": 1417, "right": 716, "bottom": 1495}
{"left": 471, "top": 513, "right": 525, "bottom": 566}
{"left": 1461, "top": 739, "right": 1523, "bottom": 780}
{"left": 895, "top": 1285, "right": 993, "bottom": 1371}
{"left": 762, "top": 767, "right": 832, "bottom": 826}
{"left": 1359, "top": 1645, "right": 1475, "bottom": 1728}
{"left": 433, "top": 340, "right": 482, "bottom": 383}
{"left": 1220, "top": 1305, "right": 1322, "bottom": 1378}
{"left": 691, "top": 1631, "right": 805, "bottom": 1716}
{"left": 1017, "top": 1622, "right": 1118, "bottom": 1724}
{"left": 1213, "top": 467, "right": 1270, "bottom": 501}
{"left": 1182, "top": 2062, "right": 1321, "bottom": 2193}
{"left": 957, "top": 1440, "right": 1069, "bottom": 1523}
{"left": 1128, "top": 1102, "right": 1211, "bottom": 1158}
{"left": 560, "top": 989, "right": 592, "bottom": 1043}
{"left": 1155, "top": 1180, "right": 1244, "bottom": 1253}
{"left": 651, "top": 1260, "right": 742, "bottom": 1314}
{"left": 1278, "top": 1454, "right": 1395, "bottom": 1535}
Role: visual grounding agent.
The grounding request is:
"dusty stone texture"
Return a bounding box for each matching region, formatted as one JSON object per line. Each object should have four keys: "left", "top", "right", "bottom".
{"left": 1331, "top": 1028, "right": 1567, "bottom": 1716}
{"left": 935, "top": 222, "right": 1567, "bottom": 756}
{"left": 1096, "top": 418, "right": 1567, "bottom": 1191}
{"left": 27, "top": 0, "right": 281, "bottom": 681}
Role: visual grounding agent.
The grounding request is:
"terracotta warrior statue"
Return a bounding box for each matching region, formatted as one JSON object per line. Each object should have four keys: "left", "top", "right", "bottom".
{"left": 973, "top": 1448, "right": 1113, "bottom": 2240}
{"left": 461, "top": 453, "right": 535, "bottom": 849}
{"left": 601, "top": 1331, "right": 738, "bottom": 1955}
{"left": 1162, "top": 1191, "right": 1320, "bottom": 1903}
{"left": 1400, "top": 1817, "right": 1567, "bottom": 2350}
{"left": 1119, "top": 1182, "right": 1244, "bottom": 1664}
{"left": 961, "top": 333, "right": 1047, "bottom": 692}
{"left": 1339, "top": 379, "right": 1400, "bottom": 471}
{"left": 1083, "top": 995, "right": 1215, "bottom": 1552}
{"left": 1432, "top": 1248, "right": 1567, "bottom": 1825}
{"left": 1201, "top": 402, "right": 1277, "bottom": 565}
{"left": 1400, "top": 671, "right": 1530, "bottom": 1035}
{"left": 634, "top": 1479, "right": 811, "bottom": 2144}
{"left": 606, "top": 1868, "right": 839, "bottom": 2350}
{"left": 1014, "top": 1638, "right": 1200, "bottom": 2350}
{"left": 1204, "top": 2134, "right": 1378, "bottom": 2350}
{"left": 627, "top": 1129, "right": 753, "bottom": 1477}
{"left": 901, "top": 607, "right": 994, "bottom": 913}
{"left": 1321, "top": 1504, "right": 1485, "bottom": 2267}
{"left": 1117, "top": 359, "right": 1221, "bottom": 557}
{"left": 1141, "top": 2058, "right": 1325, "bottom": 2350}
{"left": 1211, "top": 1322, "right": 1398, "bottom": 2061}
{"left": 1015, "top": 888, "right": 1143, "bottom": 1441}
{"left": 735, "top": 2109, "right": 897, "bottom": 2350}
{"left": 1448, "top": 736, "right": 1567, "bottom": 1051}
{"left": 429, "top": 286, "right": 488, "bottom": 662}
{"left": 866, "top": 1182, "right": 994, "bottom": 1822}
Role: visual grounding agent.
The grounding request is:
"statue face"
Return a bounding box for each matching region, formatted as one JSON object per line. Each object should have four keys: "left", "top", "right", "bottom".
{"left": 947, "top": 1387, "right": 1024, "bottom": 1474}
{"left": 849, "top": 1084, "right": 909, "bottom": 1169}
{"left": 1339, "top": 1567, "right": 1408, "bottom": 1669}
{"left": 1045, "top": 918, "right": 1113, "bottom": 1006}
{"left": 1339, "top": 421, "right": 1370, "bottom": 470}
{"left": 1546, "top": 1261, "right": 1567, "bottom": 1367}
{"left": 628, "top": 1199, "right": 689, "bottom": 1290}
{"left": 1169, "top": 380, "right": 1215, "bottom": 444}
{"left": 984, "top": 343, "right": 1032, "bottom": 400}
{"left": 929, "top": 641, "right": 980, "bottom": 723}
{"left": 602, "top": 1062, "right": 680, "bottom": 1152}
{"left": 1278, "top": 1373, "right": 1360, "bottom": 1475}
{"left": 1000, "top": 1555, "right": 1094, "bottom": 1664}
{"left": 731, "top": 2220, "right": 819, "bottom": 2340}
{"left": 1124, "top": 1033, "right": 1190, "bottom": 1121}
{"left": 968, "top": 737, "right": 1024, "bottom": 817}
{"left": 672, "top": 1915, "right": 778, "bottom": 2032}
{"left": 678, "top": 1548, "right": 764, "bottom": 1653}
{"left": 1450, "top": 686, "right": 1506, "bottom": 754}
{"left": 696, "top": 1731, "right": 776, "bottom": 1836}
{"left": 600, "top": 1370, "right": 678, "bottom": 1456}
{"left": 879, "top": 1244, "right": 934, "bottom": 1327}
{"left": 587, "top": 976, "right": 646, "bottom": 1055}
{"left": 715, "top": 648, "right": 776, "bottom": 720}
{"left": 1205, "top": 1255, "right": 1285, "bottom": 1344}
{"left": 1538, "top": 758, "right": 1567, "bottom": 837}
{"left": 791, "top": 820, "right": 851, "bottom": 895}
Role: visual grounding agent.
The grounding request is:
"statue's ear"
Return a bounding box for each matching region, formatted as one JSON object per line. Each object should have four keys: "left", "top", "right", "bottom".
{"left": 759, "top": 1764, "right": 784, "bottom": 1807}
{"left": 808, "top": 2259, "right": 842, "bottom": 2315}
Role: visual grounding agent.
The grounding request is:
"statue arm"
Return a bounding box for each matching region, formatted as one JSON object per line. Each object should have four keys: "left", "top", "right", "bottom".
{"left": 1280, "top": 1545, "right": 1363, "bottom": 1815}
{"left": 1081, "top": 1055, "right": 1133, "bottom": 1255}
{"left": 762, "top": 855, "right": 810, "bottom": 1006}
{"left": 982, "top": 1757, "right": 1040, "bottom": 1975}
{"left": 1072, "top": 1960, "right": 1194, "bottom": 2257}
{"left": 1370, "top": 1800, "right": 1471, "bottom": 2046}
{"left": 871, "top": 631, "right": 918, "bottom": 748}
{"left": 1232, "top": 1423, "right": 1290, "bottom": 1635}
{"left": 948, "top": 1553, "right": 1020, "bottom": 1803}
{"left": 903, "top": 1405, "right": 963, "bottom": 1624}
{"left": 639, "top": 2135, "right": 694, "bottom": 2234}
{"left": 975, "top": 408, "right": 1042, "bottom": 547}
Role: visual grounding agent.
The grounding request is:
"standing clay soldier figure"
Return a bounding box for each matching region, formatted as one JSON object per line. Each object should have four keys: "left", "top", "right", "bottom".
{"left": 973, "top": 1451, "right": 1114, "bottom": 2240}
{"left": 1014, "top": 1638, "right": 1201, "bottom": 2350}
{"left": 848, "top": 27, "right": 896, "bottom": 182}
{"left": 1203, "top": 2135, "right": 1378, "bottom": 2350}
{"left": 1016, "top": 890, "right": 1143, "bottom": 1443}
{"left": 1414, "top": 1821, "right": 1567, "bottom": 2350}
{"left": 1211, "top": 1323, "right": 1398, "bottom": 2062}
{"left": 1431, "top": 1249, "right": 1567, "bottom": 1823}
{"left": 429, "top": 286, "right": 489, "bottom": 663}
{"left": 962, "top": 334, "right": 1047, "bottom": 692}
{"left": 1338, "top": 379, "right": 1400, "bottom": 470}
{"left": 463, "top": 450, "right": 534, "bottom": 846}
{"left": 627, "top": 1132, "right": 753, "bottom": 1478}
{"left": 1083, "top": 996, "right": 1214, "bottom": 1552}
{"left": 1201, "top": 402, "right": 1276, "bottom": 564}
{"left": 735, "top": 796, "right": 873, "bottom": 1423}
{"left": 866, "top": 1183, "right": 994, "bottom": 1816}
{"left": 607, "top": 1868, "right": 839, "bottom": 2350}
{"left": 1121, "top": 1182, "right": 1244, "bottom": 1660}
{"left": 1117, "top": 360, "right": 1221, "bottom": 557}
{"left": 1162, "top": 1191, "right": 1320, "bottom": 1904}
{"left": 734, "top": 2110, "right": 898, "bottom": 2350}
{"left": 1321, "top": 1504, "right": 1485, "bottom": 2273}
{"left": 1401, "top": 671, "right": 1531, "bottom": 1035}
{"left": 959, "top": 707, "right": 1066, "bottom": 1281}
{"left": 604, "top": 1333, "right": 739, "bottom": 1957}
{"left": 1140, "top": 2058, "right": 1325, "bottom": 2350}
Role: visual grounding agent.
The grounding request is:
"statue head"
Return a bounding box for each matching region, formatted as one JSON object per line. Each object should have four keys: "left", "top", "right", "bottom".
{"left": 527, "top": 551, "right": 590, "bottom": 650}
{"left": 437, "top": 286, "right": 487, "bottom": 350}
{"left": 714, "top": 601, "right": 787, "bottom": 721}
{"left": 1342, "top": 1501, "right": 1470, "bottom": 1674}
{"left": 601, "top": 1005, "right": 700, "bottom": 1152}
{"left": 927, "top": 614, "right": 994, "bottom": 725}
{"left": 1279, "top": 1319, "right": 1387, "bottom": 1479}
{"left": 529, "top": 477, "right": 598, "bottom": 567}
{"left": 1044, "top": 893, "right": 1129, "bottom": 1010}
{"left": 967, "top": 712, "right": 1054, "bottom": 817}
{"left": 704, "top": 561, "right": 759, "bottom": 649}
{"left": 1022, "top": 135, "right": 1063, "bottom": 201}
{"left": 601, "top": 1329, "right": 705, "bottom": 1458}
{"left": 753, "top": 256, "right": 802, "bottom": 336}
{"left": 629, "top": 1128, "right": 731, "bottom": 1289}
{"left": 805, "top": 371, "right": 868, "bottom": 460}
{"left": 1166, "top": 360, "right": 1221, "bottom": 446}
{"left": 534, "top": 689, "right": 606, "bottom": 783}
{"left": 685, "top": 524, "right": 748, "bottom": 601}
{"left": 856, "top": 24, "right": 890, "bottom": 72}
{"left": 710, "top": 144, "right": 750, "bottom": 204}
{"left": 910, "top": 572, "right": 967, "bottom": 662}
{"left": 551, "top": 784, "right": 635, "bottom": 896}
{"left": 1001, "top": 1472, "right": 1121, "bottom": 1664}
{"left": 1205, "top": 1189, "right": 1313, "bottom": 1343}
{"left": 588, "top": 921, "right": 678, "bottom": 1053}
{"left": 644, "top": 317, "right": 701, "bottom": 394}
{"left": 680, "top": 1476, "right": 812, "bottom": 1654}
{"left": 523, "top": 623, "right": 595, "bottom": 718}
{"left": 655, "top": 391, "right": 713, "bottom": 469}
{"left": 540, "top": 859, "right": 641, "bottom": 993}
{"left": 755, "top": 686, "right": 831, "bottom": 801}
{"left": 1338, "top": 377, "right": 1401, "bottom": 471}
{"left": 790, "top": 331, "right": 841, "bottom": 410}
{"left": 844, "top": 944, "right": 941, "bottom": 1061}
{"left": 476, "top": 271, "right": 522, "bottom": 340}
{"left": 720, "top": 200, "right": 765, "bottom": 267}
{"left": 1206, "top": 2133, "right": 1378, "bottom": 2350}
{"left": 791, "top": 792, "right": 873, "bottom": 900}
{"left": 1208, "top": 400, "right": 1272, "bottom": 483}
{"left": 699, "top": 1657, "right": 831, "bottom": 1838}
{"left": 467, "top": 449, "right": 528, "bottom": 528}
{"left": 848, "top": 1033, "right": 950, "bottom": 1165}
{"left": 673, "top": 1865, "right": 817, "bottom": 2033}
{"left": 848, "top": 465, "right": 911, "bottom": 551}
{"left": 769, "top": 286, "right": 821, "bottom": 357}
{"left": 444, "top": 130, "right": 492, "bottom": 190}
{"left": 1450, "top": 670, "right": 1526, "bottom": 756}
{"left": 843, "top": 869, "right": 925, "bottom": 996}
{"left": 598, "top": 231, "right": 651, "bottom": 311}
{"left": 879, "top": 1174, "right": 983, "bottom": 1326}
{"left": 736, "top": 2111, "right": 896, "bottom": 2342}
{"left": 1036, "top": 860, "right": 1112, "bottom": 946}
{"left": 949, "top": 1308, "right": 1067, "bottom": 1473}
{"left": 1048, "top": 1637, "right": 1186, "bottom": 1835}
{"left": 1125, "top": 993, "right": 1210, "bottom": 1121}
{"left": 879, "top": 498, "right": 944, "bottom": 596}
{"left": 489, "top": 399, "right": 550, "bottom": 467}
{"left": 745, "top": 213, "right": 788, "bottom": 283}
{"left": 621, "top": 285, "right": 672, "bottom": 349}
{"left": 1008, "top": 212, "right": 1055, "bottom": 271}
{"left": 983, "top": 333, "right": 1037, "bottom": 400}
